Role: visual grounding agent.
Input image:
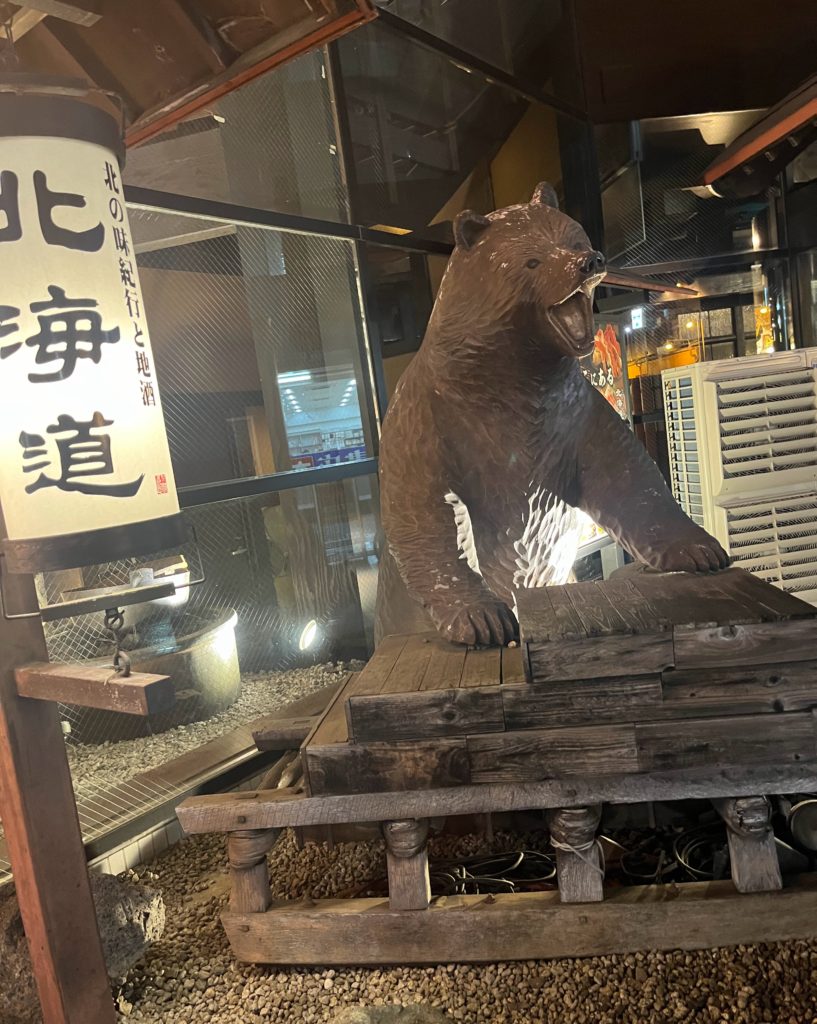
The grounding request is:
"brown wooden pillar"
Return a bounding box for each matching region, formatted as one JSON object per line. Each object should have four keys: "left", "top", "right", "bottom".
{"left": 548, "top": 804, "right": 605, "bottom": 904}
{"left": 383, "top": 818, "right": 431, "bottom": 911}
{"left": 0, "top": 572, "right": 115, "bottom": 1024}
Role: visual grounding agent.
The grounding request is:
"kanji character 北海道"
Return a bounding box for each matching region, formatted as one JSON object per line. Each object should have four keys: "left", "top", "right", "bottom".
{"left": 33, "top": 170, "right": 104, "bottom": 252}
{"left": 20, "top": 411, "right": 143, "bottom": 496}
{"left": 26, "top": 285, "right": 120, "bottom": 383}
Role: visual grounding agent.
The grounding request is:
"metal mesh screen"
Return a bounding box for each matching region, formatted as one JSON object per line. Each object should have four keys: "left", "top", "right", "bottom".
{"left": 129, "top": 208, "right": 373, "bottom": 491}
{"left": 597, "top": 117, "right": 772, "bottom": 269}
{"left": 124, "top": 48, "right": 348, "bottom": 223}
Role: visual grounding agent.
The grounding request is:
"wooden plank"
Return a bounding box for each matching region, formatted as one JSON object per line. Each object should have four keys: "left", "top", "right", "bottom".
{"left": 564, "top": 583, "right": 630, "bottom": 636}
{"left": 347, "top": 686, "right": 504, "bottom": 742}
{"left": 460, "top": 646, "right": 502, "bottom": 688}
{"left": 0, "top": 573, "right": 114, "bottom": 1023}
{"left": 625, "top": 567, "right": 815, "bottom": 625}
{"left": 502, "top": 675, "right": 663, "bottom": 730}
{"left": 635, "top": 712, "right": 816, "bottom": 772}
{"left": 527, "top": 631, "right": 673, "bottom": 682}
{"left": 177, "top": 762, "right": 817, "bottom": 834}
{"left": 501, "top": 645, "right": 526, "bottom": 685}
{"left": 662, "top": 661, "right": 817, "bottom": 716}
{"left": 221, "top": 876, "right": 817, "bottom": 965}
{"left": 15, "top": 661, "right": 174, "bottom": 717}
{"left": 542, "top": 586, "right": 588, "bottom": 639}
{"left": 305, "top": 739, "right": 471, "bottom": 796}
{"left": 252, "top": 715, "right": 317, "bottom": 750}
{"left": 673, "top": 619, "right": 817, "bottom": 671}
{"left": 377, "top": 634, "right": 435, "bottom": 694}
{"left": 516, "top": 587, "right": 583, "bottom": 643}
{"left": 599, "top": 578, "right": 667, "bottom": 633}
{"left": 468, "top": 724, "right": 639, "bottom": 783}
{"left": 248, "top": 678, "right": 340, "bottom": 750}
{"left": 626, "top": 575, "right": 702, "bottom": 628}
{"left": 350, "top": 634, "right": 412, "bottom": 697}
{"left": 419, "top": 637, "right": 467, "bottom": 691}
{"left": 313, "top": 649, "right": 401, "bottom": 753}
{"left": 724, "top": 568, "right": 816, "bottom": 620}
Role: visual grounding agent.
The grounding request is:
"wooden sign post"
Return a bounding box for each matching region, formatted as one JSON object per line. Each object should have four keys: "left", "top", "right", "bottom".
{"left": 0, "top": 571, "right": 115, "bottom": 1024}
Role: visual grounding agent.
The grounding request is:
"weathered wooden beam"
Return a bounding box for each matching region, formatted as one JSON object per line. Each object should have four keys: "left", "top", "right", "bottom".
{"left": 177, "top": 763, "right": 817, "bottom": 834}
{"left": 15, "top": 661, "right": 174, "bottom": 716}
{"left": 712, "top": 795, "right": 782, "bottom": 894}
{"left": 548, "top": 805, "right": 604, "bottom": 903}
{"left": 227, "top": 829, "right": 280, "bottom": 914}
{"left": 221, "top": 875, "right": 817, "bottom": 965}
{"left": 0, "top": 572, "right": 114, "bottom": 1023}
{"left": 10, "top": 7, "right": 46, "bottom": 37}
{"left": 8, "top": 0, "right": 101, "bottom": 27}
{"left": 383, "top": 819, "right": 430, "bottom": 911}
{"left": 252, "top": 715, "right": 318, "bottom": 751}
{"left": 347, "top": 686, "right": 504, "bottom": 743}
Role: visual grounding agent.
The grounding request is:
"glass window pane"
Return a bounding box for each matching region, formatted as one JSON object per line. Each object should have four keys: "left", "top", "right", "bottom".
{"left": 378, "top": 0, "right": 583, "bottom": 105}
{"left": 125, "top": 49, "right": 348, "bottom": 223}
{"left": 337, "top": 20, "right": 582, "bottom": 239}
{"left": 183, "top": 477, "right": 380, "bottom": 674}
{"left": 596, "top": 113, "right": 774, "bottom": 268}
{"left": 131, "top": 207, "right": 374, "bottom": 490}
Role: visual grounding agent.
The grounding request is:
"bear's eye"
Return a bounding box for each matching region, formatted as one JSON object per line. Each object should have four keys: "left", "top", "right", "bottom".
{"left": 526, "top": 258, "right": 541, "bottom": 269}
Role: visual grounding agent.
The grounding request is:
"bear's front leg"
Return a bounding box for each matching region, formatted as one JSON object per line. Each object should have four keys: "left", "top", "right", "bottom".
{"left": 575, "top": 382, "right": 729, "bottom": 573}
{"left": 380, "top": 467, "right": 517, "bottom": 646}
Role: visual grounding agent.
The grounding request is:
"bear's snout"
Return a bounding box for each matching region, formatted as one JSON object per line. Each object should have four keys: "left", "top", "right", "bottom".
{"left": 580, "top": 250, "right": 606, "bottom": 275}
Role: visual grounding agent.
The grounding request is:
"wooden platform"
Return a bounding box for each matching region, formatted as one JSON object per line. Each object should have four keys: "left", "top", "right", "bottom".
{"left": 177, "top": 567, "right": 817, "bottom": 965}
{"left": 302, "top": 568, "right": 817, "bottom": 797}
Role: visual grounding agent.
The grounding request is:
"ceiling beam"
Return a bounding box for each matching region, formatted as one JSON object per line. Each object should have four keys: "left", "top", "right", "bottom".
{"left": 7, "top": 0, "right": 100, "bottom": 27}
{"left": 8, "top": 7, "right": 45, "bottom": 38}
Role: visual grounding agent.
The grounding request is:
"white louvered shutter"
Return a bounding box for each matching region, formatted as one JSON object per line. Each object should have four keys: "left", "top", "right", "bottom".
{"left": 663, "top": 349, "right": 817, "bottom": 605}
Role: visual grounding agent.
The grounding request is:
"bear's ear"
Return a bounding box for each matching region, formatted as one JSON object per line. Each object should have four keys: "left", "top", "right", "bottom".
{"left": 531, "top": 181, "right": 559, "bottom": 209}
{"left": 454, "top": 210, "right": 491, "bottom": 250}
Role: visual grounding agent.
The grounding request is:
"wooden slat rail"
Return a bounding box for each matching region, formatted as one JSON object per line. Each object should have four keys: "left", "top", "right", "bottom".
{"left": 220, "top": 876, "right": 817, "bottom": 965}
{"left": 176, "top": 762, "right": 817, "bottom": 833}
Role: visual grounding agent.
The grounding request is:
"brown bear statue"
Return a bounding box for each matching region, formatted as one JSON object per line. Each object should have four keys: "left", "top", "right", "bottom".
{"left": 375, "top": 183, "right": 728, "bottom": 646}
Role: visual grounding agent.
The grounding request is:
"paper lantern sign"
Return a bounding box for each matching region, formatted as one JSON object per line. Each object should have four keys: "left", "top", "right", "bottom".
{"left": 0, "top": 85, "right": 184, "bottom": 572}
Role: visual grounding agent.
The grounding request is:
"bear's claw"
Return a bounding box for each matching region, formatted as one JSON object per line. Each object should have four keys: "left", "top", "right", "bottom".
{"left": 650, "top": 533, "right": 730, "bottom": 574}
{"left": 434, "top": 600, "right": 518, "bottom": 647}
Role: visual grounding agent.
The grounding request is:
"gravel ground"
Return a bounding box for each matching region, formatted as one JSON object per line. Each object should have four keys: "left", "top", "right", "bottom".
{"left": 116, "top": 829, "right": 817, "bottom": 1024}
{"left": 67, "top": 664, "right": 349, "bottom": 794}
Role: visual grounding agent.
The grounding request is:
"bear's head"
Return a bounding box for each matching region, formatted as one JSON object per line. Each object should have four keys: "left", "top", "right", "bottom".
{"left": 436, "top": 182, "right": 606, "bottom": 361}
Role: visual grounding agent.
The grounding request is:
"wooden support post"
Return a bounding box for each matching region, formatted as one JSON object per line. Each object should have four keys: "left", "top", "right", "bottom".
{"left": 383, "top": 819, "right": 431, "bottom": 911}
{"left": 548, "top": 804, "right": 604, "bottom": 903}
{"left": 227, "top": 829, "right": 280, "bottom": 913}
{"left": 712, "top": 795, "right": 782, "bottom": 893}
{"left": 0, "top": 571, "right": 115, "bottom": 1024}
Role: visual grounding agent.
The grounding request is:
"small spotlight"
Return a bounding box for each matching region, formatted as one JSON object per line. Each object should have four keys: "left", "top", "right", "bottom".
{"left": 664, "top": 342, "right": 674, "bottom": 351}
{"left": 299, "top": 620, "right": 318, "bottom": 651}
{"left": 212, "top": 112, "right": 226, "bottom": 124}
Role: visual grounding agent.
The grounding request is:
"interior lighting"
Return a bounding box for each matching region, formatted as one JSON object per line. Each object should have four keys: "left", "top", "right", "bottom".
{"left": 664, "top": 342, "right": 675, "bottom": 351}
{"left": 278, "top": 371, "right": 312, "bottom": 384}
{"left": 299, "top": 619, "right": 318, "bottom": 651}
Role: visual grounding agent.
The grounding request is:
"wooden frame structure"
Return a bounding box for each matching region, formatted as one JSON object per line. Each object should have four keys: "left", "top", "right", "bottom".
{"left": 178, "top": 569, "right": 817, "bottom": 965}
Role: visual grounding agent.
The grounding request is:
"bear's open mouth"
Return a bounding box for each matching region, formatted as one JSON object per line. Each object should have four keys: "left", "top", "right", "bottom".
{"left": 547, "top": 282, "right": 595, "bottom": 356}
